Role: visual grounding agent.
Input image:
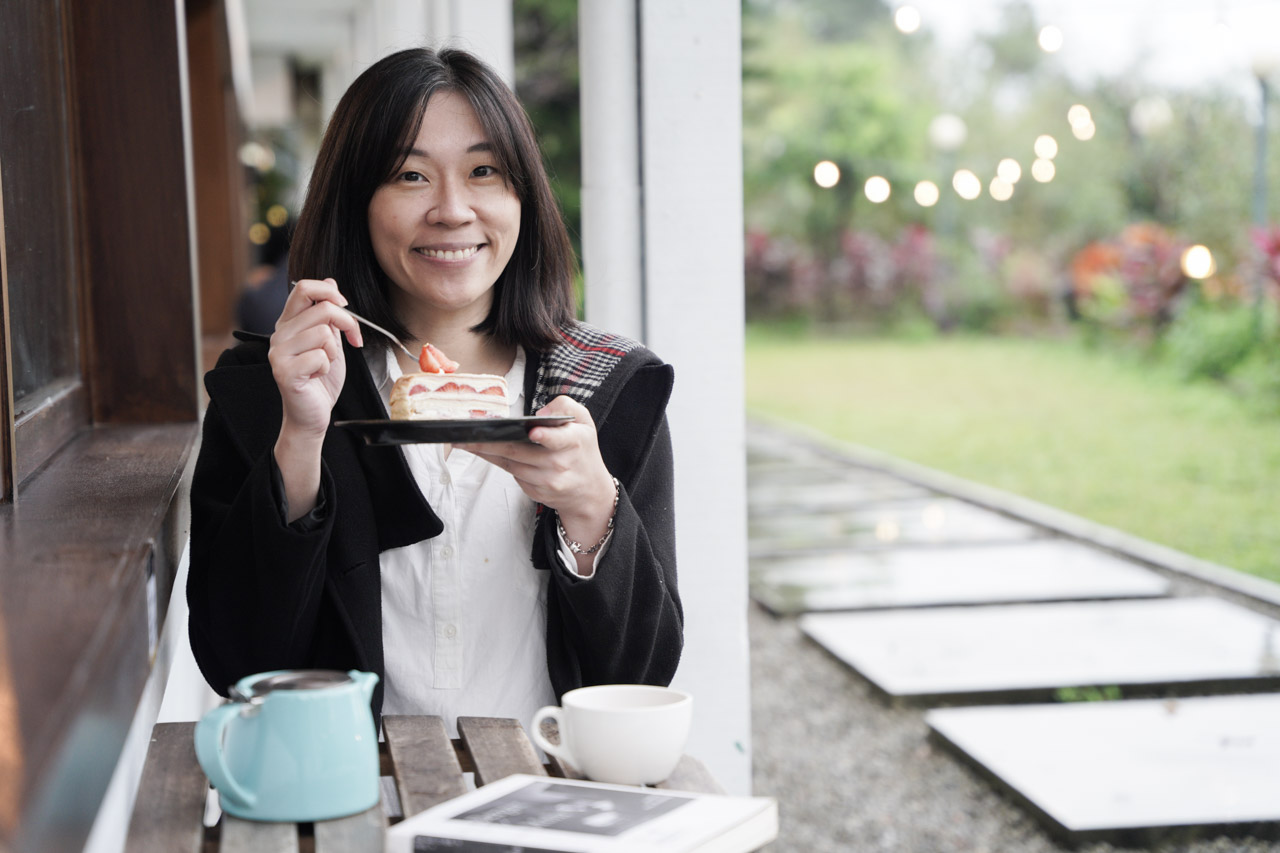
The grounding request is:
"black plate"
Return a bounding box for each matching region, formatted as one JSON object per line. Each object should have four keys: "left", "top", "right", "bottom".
{"left": 335, "top": 415, "right": 574, "bottom": 445}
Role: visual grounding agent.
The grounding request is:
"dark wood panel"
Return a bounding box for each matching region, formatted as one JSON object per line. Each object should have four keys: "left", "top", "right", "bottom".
{"left": 456, "top": 717, "right": 547, "bottom": 787}
{"left": 0, "top": 0, "right": 82, "bottom": 408}
{"left": 383, "top": 715, "right": 468, "bottom": 817}
{"left": 0, "top": 423, "right": 197, "bottom": 851}
{"left": 122, "top": 723, "right": 207, "bottom": 853}
{"left": 14, "top": 557, "right": 150, "bottom": 852}
{"left": 0, "top": 163, "right": 16, "bottom": 502}
{"left": 12, "top": 379, "right": 86, "bottom": 487}
{"left": 187, "top": 0, "right": 247, "bottom": 338}
{"left": 67, "top": 0, "right": 200, "bottom": 424}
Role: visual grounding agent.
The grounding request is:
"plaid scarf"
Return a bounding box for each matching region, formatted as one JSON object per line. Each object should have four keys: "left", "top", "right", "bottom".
{"left": 531, "top": 323, "right": 639, "bottom": 411}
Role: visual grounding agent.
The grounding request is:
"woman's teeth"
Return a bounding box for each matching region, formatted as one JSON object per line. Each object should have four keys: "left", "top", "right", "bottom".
{"left": 420, "top": 246, "right": 479, "bottom": 260}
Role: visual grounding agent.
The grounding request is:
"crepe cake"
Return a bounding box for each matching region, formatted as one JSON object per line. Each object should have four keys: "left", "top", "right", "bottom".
{"left": 389, "top": 342, "right": 509, "bottom": 420}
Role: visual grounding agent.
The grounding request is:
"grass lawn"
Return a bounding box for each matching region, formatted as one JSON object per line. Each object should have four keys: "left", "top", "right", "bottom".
{"left": 744, "top": 326, "right": 1280, "bottom": 585}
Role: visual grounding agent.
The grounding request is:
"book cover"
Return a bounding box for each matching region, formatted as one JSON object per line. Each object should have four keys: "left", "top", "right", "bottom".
{"left": 385, "top": 773, "right": 777, "bottom": 853}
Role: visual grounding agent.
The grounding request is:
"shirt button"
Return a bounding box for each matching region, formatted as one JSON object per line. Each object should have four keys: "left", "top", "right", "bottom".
{"left": 443, "top": 624, "right": 457, "bottom": 639}
{"left": 441, "top": 545, "right": 454, "bottom": 559}
{"left": 439, "top": 471, "right": 451, "bottom": 485}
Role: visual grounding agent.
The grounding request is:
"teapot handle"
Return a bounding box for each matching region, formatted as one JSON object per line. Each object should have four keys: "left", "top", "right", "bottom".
{"left": 194, "top": 703, "right": 257, "bottom": 809}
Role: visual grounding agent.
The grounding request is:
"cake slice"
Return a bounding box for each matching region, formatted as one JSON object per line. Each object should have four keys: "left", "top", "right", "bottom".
{"left": 389, "top": 343, "right": 509, "bottom": 420}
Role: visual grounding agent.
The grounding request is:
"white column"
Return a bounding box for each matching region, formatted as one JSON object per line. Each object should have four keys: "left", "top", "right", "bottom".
{"left": 638, "top": 0, "right": 751, "bottom": 794}
{"left": 424, "top": 0, "right": 514, "bottom": 85}
{"left": 374, "top": 0, "right": 429, "bottom": 56}
{"left": 579, "top": 2, "right": 644, "bottom": 340}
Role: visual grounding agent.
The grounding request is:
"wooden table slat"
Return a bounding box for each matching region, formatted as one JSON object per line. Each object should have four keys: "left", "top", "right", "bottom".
{"left": 657, "top": 754, "right": 726, "bottom": 794}
{"left": 219, "top": 816, "right": 299, "bottom": 853}
{"left": 382, "top": 714, "right": 468, "bottom": 817}
{"left": 123, "top": 722, "right": 208, "bottom": 853}
{"left": 545, "top": 754, "right": 587, "bottom": 780}
{"left": 313, "top": 803, "right": 388, "bottom": 853}
{"left": 456, "top": 716, "right": 547, "bottom": 786}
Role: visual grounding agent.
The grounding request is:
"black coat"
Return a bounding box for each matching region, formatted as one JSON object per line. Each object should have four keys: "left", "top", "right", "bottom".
{"left": 188, "top": 324, "right": 682, "bottom": 719}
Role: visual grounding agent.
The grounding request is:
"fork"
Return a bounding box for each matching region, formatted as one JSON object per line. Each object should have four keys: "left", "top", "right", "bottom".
{"left": 341, "top": 308, "right": 417, "bottom": 360}
{"left": 290, "top": 281, "right": 416, "bottom": 360}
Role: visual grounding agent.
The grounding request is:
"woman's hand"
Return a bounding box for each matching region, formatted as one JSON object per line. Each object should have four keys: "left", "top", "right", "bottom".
{"left": 268, "top": 277, "right": 363, "bottom": 520}
{"left": 269, "top": 277, "right": 363, "bottom": 438}
{"left": 463, "top": 396, "right": 617, "bottom": 563}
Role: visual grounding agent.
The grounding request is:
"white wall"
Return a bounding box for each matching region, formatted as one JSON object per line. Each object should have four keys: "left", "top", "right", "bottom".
{"left": 582, "top": 1, "right": 752, "bottom": 794}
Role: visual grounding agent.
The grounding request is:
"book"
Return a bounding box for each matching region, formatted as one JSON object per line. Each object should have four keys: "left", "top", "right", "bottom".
{"left": 385, "top": 773, "right": 778, "bottom": 853}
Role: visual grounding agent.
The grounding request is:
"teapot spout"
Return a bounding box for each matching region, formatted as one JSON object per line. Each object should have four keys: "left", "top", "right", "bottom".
{"left": 349, "top": 670, "right": 379, "bottom": 703}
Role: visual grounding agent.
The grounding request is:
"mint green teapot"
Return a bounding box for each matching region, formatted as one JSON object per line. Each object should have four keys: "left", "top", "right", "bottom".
{"left": 194, "top": 669, "right": 380, "bottom": 821}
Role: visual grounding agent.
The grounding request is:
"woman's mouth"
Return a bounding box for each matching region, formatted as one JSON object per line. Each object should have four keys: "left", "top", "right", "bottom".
{"left": 417, "top": 245, "right": 481, "bottom": 260}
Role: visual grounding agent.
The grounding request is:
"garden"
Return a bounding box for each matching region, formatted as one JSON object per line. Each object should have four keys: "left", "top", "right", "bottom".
{"left": 737, "top": 0, "right": 1280, "bottom": 583}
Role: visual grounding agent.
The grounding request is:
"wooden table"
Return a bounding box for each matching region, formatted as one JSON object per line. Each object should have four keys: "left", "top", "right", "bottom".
{"left": 125, "top": 715, "right": 724, "bottom": 852}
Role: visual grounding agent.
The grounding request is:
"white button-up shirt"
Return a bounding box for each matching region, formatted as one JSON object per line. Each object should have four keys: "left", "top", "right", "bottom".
{"left": 367, "top": 346, "right": 594, "bottom": 737}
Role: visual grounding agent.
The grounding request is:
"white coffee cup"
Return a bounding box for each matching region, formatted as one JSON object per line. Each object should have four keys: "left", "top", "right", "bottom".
{"left": 530, "top": 684, "right": 693, "bottom": 786}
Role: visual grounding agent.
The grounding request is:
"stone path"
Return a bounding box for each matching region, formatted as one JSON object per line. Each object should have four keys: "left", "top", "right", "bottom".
{"left": 747, "top": 419, "right": 1280, "bottom": 850}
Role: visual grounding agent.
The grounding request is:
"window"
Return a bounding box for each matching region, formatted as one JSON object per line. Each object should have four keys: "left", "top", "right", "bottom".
{"left": 0, "top": 0, "right": 87, "bottom": 491}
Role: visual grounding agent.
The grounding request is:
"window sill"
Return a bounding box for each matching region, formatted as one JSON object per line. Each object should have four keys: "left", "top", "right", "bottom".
{"left": 1, "top": 421, "right": 198, "bottom": 851}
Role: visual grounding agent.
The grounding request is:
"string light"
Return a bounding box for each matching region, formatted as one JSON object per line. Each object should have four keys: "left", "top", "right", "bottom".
{"left": 813, "top": 160, "right": 841, "bottom": 188}
{"left": 953, "top": 169, "right": 982, "bottom": 200}
{"left": 864, "top": 176, "right": 892, "bottom": 203}
{"left": 1181, "top": 245, "right": 1216, "bottom": 279}
{"left": 894, "top": 5, "right": 921, "bottom": 34}
{"left": 1031, "top": 158, "right": 1056, "bottom": 182}
{"left": 1038, "top": 25, "right": 1064, "bottom": 52}
{"left": 914, "top": 180, "right": 940, "bottom": 207}
{"left": 996, "top": 158, "right": 1022, "bottom": 183}
{"left": 1034, "top": 135, "right": 1059, "bottom": 159}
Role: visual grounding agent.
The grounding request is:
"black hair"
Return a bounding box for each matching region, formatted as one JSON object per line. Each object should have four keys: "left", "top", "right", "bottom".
{"left": 288, "top": 47, "right": 576, "bottom": 351}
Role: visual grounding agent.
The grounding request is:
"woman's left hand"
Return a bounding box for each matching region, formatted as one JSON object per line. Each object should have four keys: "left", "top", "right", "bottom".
{"left": 461, "top": 395, "right": 616, "bottom": 545}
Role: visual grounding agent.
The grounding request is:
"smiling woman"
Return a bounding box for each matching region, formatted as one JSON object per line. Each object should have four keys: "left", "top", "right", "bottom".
{"left": 368, "top": 90, "right": 523, "bottom": 341}
{"left": 187, "top": 47, "right": 683, "bottom": 741}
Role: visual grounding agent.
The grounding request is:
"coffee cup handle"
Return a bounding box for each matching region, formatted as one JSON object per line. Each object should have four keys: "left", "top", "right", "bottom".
{"left": 194, "top": 703, "right": 257, "bottom": 809}
{"left": 530, "top": 705, "right": 575, "bottom": 768}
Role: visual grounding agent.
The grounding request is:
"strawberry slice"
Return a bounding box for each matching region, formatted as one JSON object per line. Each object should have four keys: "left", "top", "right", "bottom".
{"left": 418, "top": 342, "right": 459, "bottom": 374}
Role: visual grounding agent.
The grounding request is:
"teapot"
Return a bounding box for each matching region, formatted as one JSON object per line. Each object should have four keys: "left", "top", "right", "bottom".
{"left": 194, "top": 669, "right": 380, "bottom": 821}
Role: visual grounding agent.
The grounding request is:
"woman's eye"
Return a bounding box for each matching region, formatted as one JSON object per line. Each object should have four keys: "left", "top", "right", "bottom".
{"left": 472, "top": 165, "right": 499, "bottom": 179}
{"left": 399, "top": 171, "right": 426, "bottom": 183}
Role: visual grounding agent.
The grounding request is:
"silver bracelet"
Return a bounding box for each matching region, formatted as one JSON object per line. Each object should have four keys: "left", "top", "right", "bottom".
{"left": 557, "top": 477, "right": 621, "bottom": 555}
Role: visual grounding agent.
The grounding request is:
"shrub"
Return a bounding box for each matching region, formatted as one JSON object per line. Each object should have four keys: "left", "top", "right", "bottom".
{"left": 1069, "top": 222, "right": 1191, "bottom": 338}
{"left": 1164, "top": 298, "right": 1257, "bottom": 380}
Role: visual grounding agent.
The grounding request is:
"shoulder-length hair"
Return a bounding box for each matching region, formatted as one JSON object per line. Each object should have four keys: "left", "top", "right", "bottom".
{"left": 289, "top": 47, "right": 577, "bottom": 352}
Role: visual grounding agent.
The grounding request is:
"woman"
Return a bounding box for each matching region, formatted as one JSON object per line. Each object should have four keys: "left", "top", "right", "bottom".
{"left": 188, "top": 47, "right": 682, "bottom": 733}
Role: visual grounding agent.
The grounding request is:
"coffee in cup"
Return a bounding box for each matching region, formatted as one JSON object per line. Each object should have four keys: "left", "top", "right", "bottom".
{"left": 530, "top": 684, "right": 692, "bottom": 786}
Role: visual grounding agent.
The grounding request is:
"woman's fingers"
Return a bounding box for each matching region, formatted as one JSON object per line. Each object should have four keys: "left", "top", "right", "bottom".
{"left": 461, "top": 396, "right": 612, "bottom": 516}
{"left": 274, "top": 322, "right": 345, "bottom": 363}
{"left": 277, "top": 277, "right": 363, "bottom": 348}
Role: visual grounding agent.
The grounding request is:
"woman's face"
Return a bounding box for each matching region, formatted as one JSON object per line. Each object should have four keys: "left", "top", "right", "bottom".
{"left": 368, "top": 90, "right": 522, "bottom": 331}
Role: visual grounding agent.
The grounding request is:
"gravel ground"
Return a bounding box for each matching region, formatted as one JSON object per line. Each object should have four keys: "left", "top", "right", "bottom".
{"left": 748, "top": 601, "right": 1280, "bottom": 853}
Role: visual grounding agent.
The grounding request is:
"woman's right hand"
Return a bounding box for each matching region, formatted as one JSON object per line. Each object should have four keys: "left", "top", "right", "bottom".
{"left": 268, "top": 277, "right": 364, "bottom": 438}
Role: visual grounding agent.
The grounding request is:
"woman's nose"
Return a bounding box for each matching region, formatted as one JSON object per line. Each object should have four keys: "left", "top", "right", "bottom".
{"left": 428, "top": 180, "right": 474, "bottom": 226}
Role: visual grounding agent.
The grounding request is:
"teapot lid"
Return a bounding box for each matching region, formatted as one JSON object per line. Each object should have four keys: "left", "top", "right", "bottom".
{"left": 246, "top": 669, "right": 353, "bottom": 695}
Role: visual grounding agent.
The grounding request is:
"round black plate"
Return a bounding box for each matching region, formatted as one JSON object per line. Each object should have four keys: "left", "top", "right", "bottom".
{"left": 334, "top": 415, "right": 574, "bottom": 445}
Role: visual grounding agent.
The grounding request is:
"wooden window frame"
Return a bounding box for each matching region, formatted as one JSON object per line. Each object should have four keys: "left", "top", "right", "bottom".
{"left": 0, "top": 0, "right": 245, "bottom": 848}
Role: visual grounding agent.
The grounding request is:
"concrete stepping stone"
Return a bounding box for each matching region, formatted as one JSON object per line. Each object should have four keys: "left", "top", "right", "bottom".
{"left": 800, "top": 597, "right": 1280, "bottom": 704}
{"left": 748, "top": 473, "right": 931, "bottom": 514}
{"left": 751, "top": 540, "right": 1170, "bottom": 615}
{"left": 750, "top": 497, "right": 1044, "bottom": 556}
{"left": 925, "top": 694, "right": 1280, "bottom": 844}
